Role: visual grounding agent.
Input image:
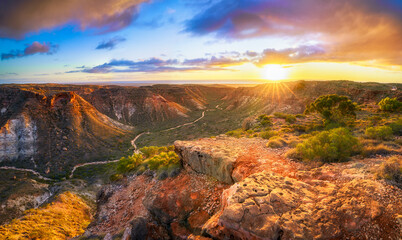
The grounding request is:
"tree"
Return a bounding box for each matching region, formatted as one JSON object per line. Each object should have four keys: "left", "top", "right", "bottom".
{"left": 378, "top": 97, "right": 401, "bottom": 112}
{"left": 304, "top": 94, "right": 357, "bottom": 124}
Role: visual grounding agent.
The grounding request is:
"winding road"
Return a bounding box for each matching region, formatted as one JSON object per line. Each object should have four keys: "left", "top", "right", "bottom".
{"left": 1, "top": 110, "right": 209, "bottom": 180}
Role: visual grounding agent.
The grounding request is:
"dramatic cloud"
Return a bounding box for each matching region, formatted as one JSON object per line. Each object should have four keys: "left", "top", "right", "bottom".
{"left": 1, "top": 41, "right": 58, "bottom": 60}
{"left": 96, "top": 36, "right": 126, "bottom": 50}
{"left": 185, "top": 0, "right": 402, "bottom": 66}
{"left": 0, "top": 0, "right": 149, "bottom": 38}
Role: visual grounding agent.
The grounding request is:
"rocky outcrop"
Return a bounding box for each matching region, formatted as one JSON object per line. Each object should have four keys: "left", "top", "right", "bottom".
{"left": 175, "top": 136, "right": 302, "bottom": 184}
{"left": 203, "top": 172, "right": 385, "bottom": 239}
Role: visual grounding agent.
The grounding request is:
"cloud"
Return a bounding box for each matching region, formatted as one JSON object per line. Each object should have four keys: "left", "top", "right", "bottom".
{"left": 258, "top": 45, "right": 326, "bottom": 65}
{"left": 68, "top": 54, "right": 251, "bottom": 74}
{"left": 0, "top": 0, "right": 149, "bottom": 39}
{"left": 185, "top": 0, "right": 402, "bottom": 66}
{"left": 1, "top": 41, "right": 58, "bottom": 60}
{"left": 96, "top": 36, "right": 126, "bottom": 50}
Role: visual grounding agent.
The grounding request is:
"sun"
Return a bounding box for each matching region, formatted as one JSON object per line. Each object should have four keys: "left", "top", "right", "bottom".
{"left": 262, "top": 64, "right": 289, "bottom": 81}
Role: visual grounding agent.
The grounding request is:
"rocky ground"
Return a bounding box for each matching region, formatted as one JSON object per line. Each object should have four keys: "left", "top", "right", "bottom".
{"left": 82, "top": 136, "right": 401, "bottom": 240}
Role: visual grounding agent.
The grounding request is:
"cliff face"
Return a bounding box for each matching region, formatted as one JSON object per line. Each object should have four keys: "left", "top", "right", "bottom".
{"left": 0, "top": 89, "right": 133, "bottom": 177}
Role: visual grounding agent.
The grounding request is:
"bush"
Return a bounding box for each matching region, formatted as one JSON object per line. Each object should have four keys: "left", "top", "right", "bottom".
{"left": 285, "top": 148, "right": 302, "bottom": 160}
{"left": 146, "top": 151, "right": 180, "bottom": 171}
{"left": 226, "top": 129, "right": 243, "bottom": 138}
{"left": 304, "top": 94, "right": 357, "bottom": 124}
{"left": 267, "top": 136, "right": 287, "bottom": 148}
{"left": 257, "top": 114, "right": 273, "bottom": 127}
{"left": 378, "top": 97, "right": 402, "bottom": 112}
{"left": 140, "top": 146, "right": 174, "bottom": 158}
{"left": 295, "top": 127, "right": 358, "bottom": 162}
{"left": 117, "top": 153, "right": 143, "bottom": 173}
{"left": 365, "top": 126, "right": 393, "bottom": 140}
{"left": 259, "top": 130, "right": 277, "bottom": 139}
{"left": 376, "top": 156, "right": 402, "bottom": 184}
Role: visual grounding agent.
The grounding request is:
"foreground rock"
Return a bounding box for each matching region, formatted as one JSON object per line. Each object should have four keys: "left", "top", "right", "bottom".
{"left": 84, "top": 172, "right": 227, "bottom": 239}
{"left": 175, "top": 136, "right": 302, "bottom": 184}
{"left": 203, "top": 171, "right": 396, "bottom": 239}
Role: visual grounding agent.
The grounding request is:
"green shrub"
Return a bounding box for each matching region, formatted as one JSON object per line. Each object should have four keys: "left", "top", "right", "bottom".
{"left": 140, "top": 146, "right": 174, "bottom": 158}
{"left": 259, "top": 130, "right": 277, "bottom": 139}
{"left": 226, "top": 129, "right": 243, "bottom": 138}
{"left": 376, "top": 156, "right": 402, "bottom": 184}
{"left": 285, "top": 148, "right": 302, "bottom": 160}
{"left": 257, "top": 114, "right": 273, "bottom": 127}
{"left": 285, "top": 115, "right": 297, "bottom": 123}
{"left": 305, "top": 94, "right": 357, "bottom": 124}
{"left": 365, "top": 126, "right": 393, "bottom": 140}
{"left": 378, "top": 97, "right": 402, "bottom": 112}
{"left": 295, "top": 127, "right": 358, "bottom": 162}
{"left": 146, "top": 151, "right": 180, "bottom": 171}
{"left": 267, "top": 136, "right": 287, "bottom": 148}
{"left": 117, "top": 153, "right": 143, "bottom": 173}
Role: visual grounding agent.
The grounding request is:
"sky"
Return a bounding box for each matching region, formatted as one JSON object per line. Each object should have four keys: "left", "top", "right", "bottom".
{"left": 0, "top": 0, "right": 402, "bottom": 84}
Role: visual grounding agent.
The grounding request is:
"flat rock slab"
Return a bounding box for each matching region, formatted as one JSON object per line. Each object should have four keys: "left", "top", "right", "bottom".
{"left": 175, "top": 136, "right": 302, "bottom": 184}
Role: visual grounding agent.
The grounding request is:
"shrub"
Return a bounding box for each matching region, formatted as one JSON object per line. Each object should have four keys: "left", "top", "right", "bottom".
{"left": 378, "top": 97, "right": 402, "bottom": 112}
{"left": 365, "top": 126, "right": 393, "bottom": 140}
{"left": 285, "top": 115, "right": 297, "bottom": 124}
{"left": 259, "top": 130, "right": 277, "bottom": 139}
{"left": 376, "top": 156, "right": 402, "bottom": 184}
{"left": 146, "top": 151, "right": 180, "bottom": 171}
{"left": 117, "top": 153, "right": 143, "bottom": 173}
{"left": 140, "top": 146, "right": 174, "bottom": 158}
{"left": 257, "top": 114, "right": 273, "bottom": 127}
{"left": 267, "top": 136, "right": 287, "bottom": 148}
{"left": 304, "top": 94, "right": 357, "bottom": 124}
{"left": 226, "top": 129, "right": 243, "bottom": 138}
{"left": 285, "top": 148, "right": 302, "bottom": 160}
{"left": 295, "top": 127, "right": 358, "bottom": 162}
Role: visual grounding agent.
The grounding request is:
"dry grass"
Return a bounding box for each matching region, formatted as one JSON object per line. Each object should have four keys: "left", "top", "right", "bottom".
{"left": 0, "top": 192, "right": 92, "bottom": 240}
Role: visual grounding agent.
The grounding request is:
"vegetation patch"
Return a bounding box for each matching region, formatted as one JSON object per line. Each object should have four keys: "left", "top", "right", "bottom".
{"left": 378, "top": 97, "right": 402, "bottom": 112}
{"left": 365, "top": 126, "right": 393, "bottom": 140}
{"left": 116, "top": 146, "right": 181, "bottom": 178}
{"left": 295, "top": 127, "right": 359, "bottom": 162}
{"left": 0, "top": 192, "right": 92, "bottom": 240}
{"left": 267, "top": 136, "right": 287, "bottom": 148}
{"left": 304, "top": 94, "right": 357, "bottom": 125}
